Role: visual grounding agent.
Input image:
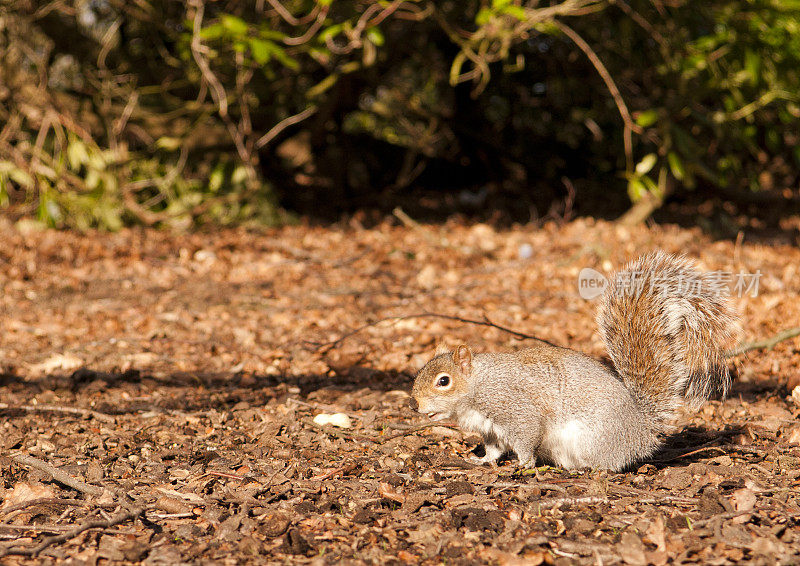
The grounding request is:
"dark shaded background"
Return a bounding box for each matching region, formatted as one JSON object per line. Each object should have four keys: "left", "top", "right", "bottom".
{"left": 1, "top": 0, "right": 799, "bottom": 242}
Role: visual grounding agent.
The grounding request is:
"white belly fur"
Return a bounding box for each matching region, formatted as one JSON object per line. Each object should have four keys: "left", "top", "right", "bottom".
{"left": 542, "top": 419, "right": 591, "bottom": 469}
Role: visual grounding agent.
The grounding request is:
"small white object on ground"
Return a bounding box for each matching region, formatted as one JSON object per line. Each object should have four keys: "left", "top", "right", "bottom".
{"left": 313, "top": 413, "right": 352, "bottom": 429}
{"left": 792, "top": 385, "right": 800, "bottom": 406}
{"left": 518, "top": 243, "right": 533, "bottom": 259}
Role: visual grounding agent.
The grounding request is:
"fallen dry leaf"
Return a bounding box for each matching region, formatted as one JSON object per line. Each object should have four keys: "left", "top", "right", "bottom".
{"left": 1, "top": 482, "right": 56, "bottom": 509}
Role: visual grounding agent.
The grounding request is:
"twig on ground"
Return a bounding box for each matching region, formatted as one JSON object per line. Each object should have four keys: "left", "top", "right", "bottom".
{"left": 727, "top": 327, "right": 800, "bottom": 357}
{"left": 392, "top": 206, "right": 422, "bottom": 230}
{"left": 392, "top": 207, "right": 443, "bottom": 246}
{"left": 305, "top": 418, "right": 377, "bottom": 443}
{"left": 0, "top": 506, "right": 145, "bottom": 557}
{"left": 307, "top": 312, "right": 546, "bottom": 353}
{"left": 10, "top": 454, "right": 104, "bottom": 497}
{"left": 689, "top": 510, "right": 755, "bottom": 529}
{"left": 627, "top": 496, "right": 696, "bottom": 506}
{"left": 655, "top": 443, "right": 767, "bottom": 463}
{"left": 536, "top": 496, "right": 608, "bottom": 510}
{"left": 0, "top": 403, "right": 115, "bottom": 423}
{"left": 0, "top": 524, "right": 76, "bottom": 533}
{"left": 0, "top": 498, "right": 115, "bottom": 519}
{"left": 490, "top": 482, "right": 567, "bottom": 493}
{"left": 379, "top": 422, "right": 463, "bottom": 443}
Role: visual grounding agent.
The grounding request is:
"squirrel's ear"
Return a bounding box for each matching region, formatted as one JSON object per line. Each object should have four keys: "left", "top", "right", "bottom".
{"left": 453, "top": 344, "right": 472, "bottom": 373}
{"left": 434, "top": 342, "right": 450, "bottom": 357}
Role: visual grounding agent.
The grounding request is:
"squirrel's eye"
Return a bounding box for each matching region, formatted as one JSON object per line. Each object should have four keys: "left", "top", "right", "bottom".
{"left": 436, "top": 374, "right": 451, "bottom": 388}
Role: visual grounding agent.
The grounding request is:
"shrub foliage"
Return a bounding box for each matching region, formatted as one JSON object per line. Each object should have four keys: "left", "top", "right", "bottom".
{"left": 0, "top": 0, "right": 798, "bottom": 228}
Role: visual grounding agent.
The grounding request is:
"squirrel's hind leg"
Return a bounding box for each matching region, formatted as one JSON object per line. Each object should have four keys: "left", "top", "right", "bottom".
{"left": 515, "top": 451, "right": 537, "bottom": 467}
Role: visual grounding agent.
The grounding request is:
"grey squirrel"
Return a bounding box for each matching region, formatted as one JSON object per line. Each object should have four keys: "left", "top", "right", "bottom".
{"left": 410, "top": 251, "right": 737, "bottom": 471}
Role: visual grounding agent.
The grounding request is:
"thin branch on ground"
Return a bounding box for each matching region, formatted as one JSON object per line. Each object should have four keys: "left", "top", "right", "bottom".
{"left": 307, "top": 312, "right": 547, "bottom": 353}
{"left": 10, "top": 454, "right": 105, "bottom": 497}
{"left": 726, "top": 326, "right": 800, "bottom": 357}
{"left": 536, "top": 496, "right": 609, "bottom": 510}
{"left": 379, "top": 422, "right": 463, "bottom": 443}
{"left": 0, "top": 403, "right": 115, "bottom": 423}
{"left": 655, "top": 443, "right": 768, "bottom": 464}
{"left": 0, "top": 506, "right": 145, "bottom": 558}
{"left": 392, "top": 207, "right": 445, "bottom": 246}
{"left": 0, "top": 498, "right": 116, "bottom": 519}
{"left": 0, "top": 524, "right": 81, "bottom": 534}
{"left": 689, "top": 510, "right": 756, "bottom": 529}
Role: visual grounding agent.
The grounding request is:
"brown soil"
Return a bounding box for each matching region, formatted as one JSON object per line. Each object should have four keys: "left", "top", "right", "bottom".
{"left": 1, "top": 218, "right": 799, "bottom": 564}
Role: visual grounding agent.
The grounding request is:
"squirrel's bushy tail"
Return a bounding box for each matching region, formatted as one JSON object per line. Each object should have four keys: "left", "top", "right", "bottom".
{"left": 597, "top": 251, "right": 737, "bottom": 424}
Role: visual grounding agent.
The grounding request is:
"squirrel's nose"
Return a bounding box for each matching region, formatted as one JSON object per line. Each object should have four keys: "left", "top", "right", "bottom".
{"left": 409, "top": 397, "right": 418, "bottom": 411}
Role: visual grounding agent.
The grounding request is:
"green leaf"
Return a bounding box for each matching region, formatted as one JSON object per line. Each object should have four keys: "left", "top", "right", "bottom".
{"left": 366, "top": 27, "right": 384, "bottom": 47}
{"left": 67, "top": 139, "right": 90, "bottom": 169}
{"left": 635, "top": 109, "right": 659, "bottom": 128}
{"left": 744, "top": 49, "right": 760, "bottom": 85}
{"left": 319, "top": 24, "right": 343, "bottom": 43}
{"left": 307, "top": 73, "right": 339, "bottom": 98}
{"left": 85, "top": 169, "right": 101, "bottom": 190}
{"left": 199, "top": 23, "right": 225, "bottom": 40}
{"left": 502, "top": 5, "right": 527, "bottom": 21}
{"left": 635, "top": 153, "right": 657, "bottom": 175}
{"left": 0, "top": 176, "right": 9, "bottom": 207}
{"left": 249, "top": 38, "right": 273, "bottom": 64}
{"left": 156, "top": 137, "right": 183, "bottom": 151}
{"left": 208, "top": 165, "right": 224, "bottom": 193}
{"left": 269, "top": 43, "right": 299, "bottom": 70}
{"left": 258, "top": 28, "right": 286, "bottom": 41}
{"left": 221, "top": 14, "right": 249, "bottom": 37}
{"left": 667, "top": 152, "right": 685, "bottom": 181}
{"left": 231, "top": 165, "right": 248, "bottom": 186}
{"left": 640, "top": 174, "right": 659, "bottom": 195}
{"left": 627, "top": 177, "right": 647, "bottom": 202}
{"left": 8, "top": 167, "right": 34, "bottom": 189}
{"left": 476, "top": 7, "right": 493, "bottom": 26}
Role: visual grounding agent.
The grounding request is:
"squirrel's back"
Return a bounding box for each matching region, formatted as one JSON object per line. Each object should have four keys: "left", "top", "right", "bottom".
{"left": 597, "top": 251, "right": 736, "bottom": 425}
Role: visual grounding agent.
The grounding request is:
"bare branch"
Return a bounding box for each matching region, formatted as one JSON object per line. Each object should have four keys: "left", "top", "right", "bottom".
{"left": 264, "top": 0, "right": 319, "bottom": 26}
{"left": 283, "top": 5, "right": 329, "bottom": 46}
{"left": 10, "top": 453, "right": 104, "bottom": 497}
{"left": 727, "top": 327, "right": 800, "bottom": 357}
{"left": 189, "top": 0, "right": 229, "bottom": 118}
{"left": 0, "top": 403, "right": 115, "bottom": 423}
{"left": 0, "top": 506, "right": 145, "bottom": 558}
{"left": 256, "top": 105, "right": 318, "bottom": 149}
{"left": 0, "top": 498, "right": 114, "bottom": 518}
{"left": 554, "top": 20, "right": 641, "bottom": 173}
{"left": 306, "top": 312, "right": 549, "bottom": 353}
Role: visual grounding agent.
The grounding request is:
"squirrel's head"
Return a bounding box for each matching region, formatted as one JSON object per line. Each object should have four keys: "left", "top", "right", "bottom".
{"left": 410, "top": 344, "right": 473, "bottom": 421}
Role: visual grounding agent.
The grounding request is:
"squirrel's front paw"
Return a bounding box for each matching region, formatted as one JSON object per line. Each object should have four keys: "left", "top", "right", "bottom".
{"left": 467, "top": 453, "right": 498, "bottom": 466}
{"left": 468, "top": 443, "right": 504, "bottom": 465}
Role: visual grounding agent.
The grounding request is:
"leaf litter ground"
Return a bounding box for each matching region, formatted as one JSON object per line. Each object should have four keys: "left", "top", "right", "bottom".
{"left": 0, "top": 218, "right": 799, "bottom": 565}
